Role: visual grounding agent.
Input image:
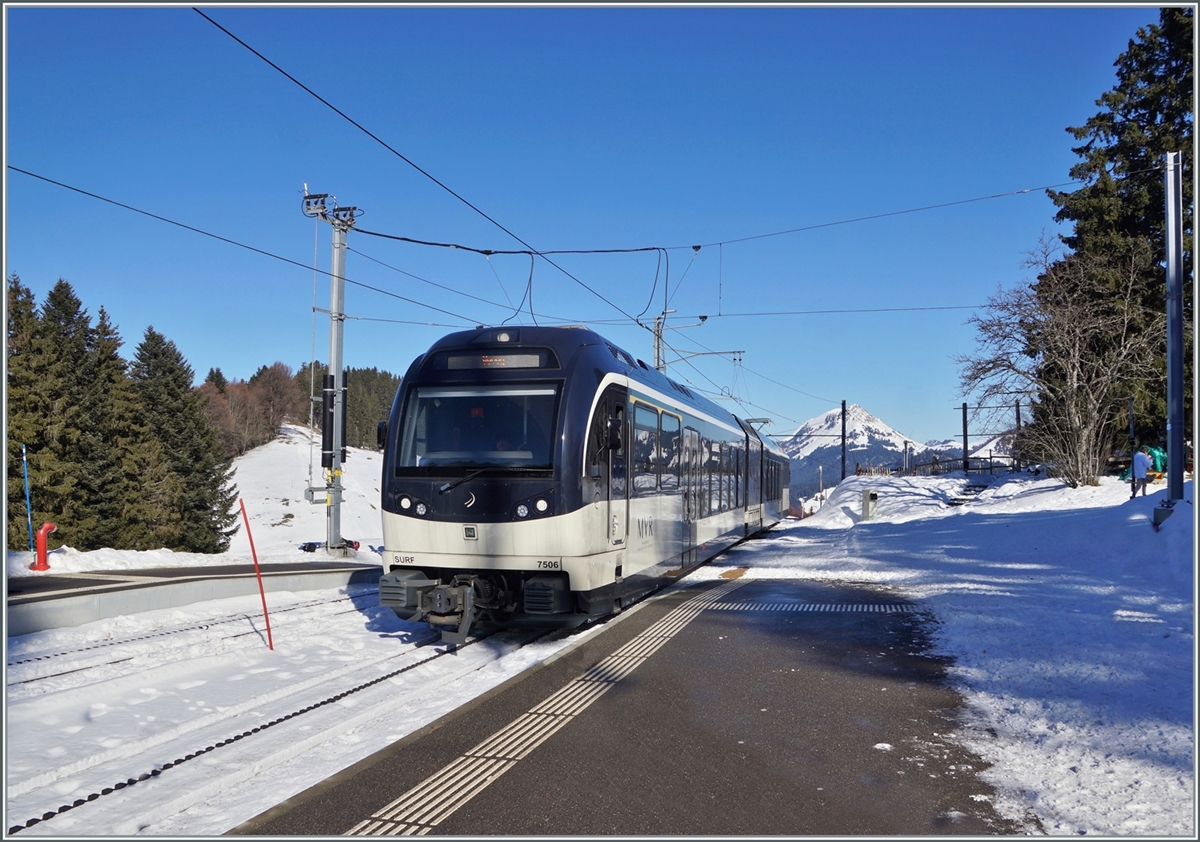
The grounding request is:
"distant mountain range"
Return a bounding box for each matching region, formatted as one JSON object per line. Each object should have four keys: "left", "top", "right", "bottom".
{"left": 775, "top": 404, "right": 1013, "bottom": 498}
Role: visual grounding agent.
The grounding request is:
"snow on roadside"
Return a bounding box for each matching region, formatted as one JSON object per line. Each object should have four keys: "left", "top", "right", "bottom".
{"left": 5, "top": 425, "right": 1194, "bottom": 836}
{"left": 7, "top": 425, "right": 384, "bottom": 578}
{"left": 691, "top": 473, "right": 1195, "bottom": 836}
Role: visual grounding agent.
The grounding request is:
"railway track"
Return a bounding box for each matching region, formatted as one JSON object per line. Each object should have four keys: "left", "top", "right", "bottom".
{"left": 6, "top": 589, "right": 386, "bottom": 692}
{"left": 5, "top": 585, "right": 569, "bottom": 836}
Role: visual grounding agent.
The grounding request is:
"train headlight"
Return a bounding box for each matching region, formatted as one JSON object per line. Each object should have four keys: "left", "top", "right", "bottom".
{"left": 415, "top": 501, "right": 429, "bottom": 517}
{"left": 534, "top": 498, "right": 549, "bottom": 514}
{"left": 400, "top": 496, "right": 412, "bottom": 511}
{"left": 515, "top": 503, "right": 530, "bottom": 519}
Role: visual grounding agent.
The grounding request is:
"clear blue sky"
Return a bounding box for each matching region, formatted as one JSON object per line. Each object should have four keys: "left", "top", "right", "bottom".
{"left": 4, "top": 4, "right": 1160, "bottom": 444}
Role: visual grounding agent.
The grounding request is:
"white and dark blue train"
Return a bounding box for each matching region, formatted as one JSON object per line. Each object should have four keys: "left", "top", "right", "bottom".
{"left": 377, "top": 325, "right": 790, "bottom": 642}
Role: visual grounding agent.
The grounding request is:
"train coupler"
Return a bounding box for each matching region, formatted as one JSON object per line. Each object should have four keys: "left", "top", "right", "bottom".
{"left": 427, "top": 584, "right": 477, "bottom": 645}
{"left": 379, "top": 571, "right": 481, "bottom": 644}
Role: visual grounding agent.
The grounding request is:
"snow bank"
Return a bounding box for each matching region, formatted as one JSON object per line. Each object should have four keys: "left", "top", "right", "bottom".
{"left": 7, "top": 425, "right": 385, "bottom": 579}
{"left": 693, "top": 472, "right": 1195, "bottom": 836}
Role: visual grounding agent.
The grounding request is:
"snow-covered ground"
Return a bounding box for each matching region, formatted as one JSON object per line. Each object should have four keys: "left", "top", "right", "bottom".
{"left": 5, "top": 426, "right": 1195, "bottom": 835}
{"left": 705, "top": 472, "right": 1195, "bottom": 836}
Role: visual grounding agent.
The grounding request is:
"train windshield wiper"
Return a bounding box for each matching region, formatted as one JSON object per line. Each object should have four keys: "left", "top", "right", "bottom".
{"left": 438, "top": 469, "right": 488, "bottom": 495}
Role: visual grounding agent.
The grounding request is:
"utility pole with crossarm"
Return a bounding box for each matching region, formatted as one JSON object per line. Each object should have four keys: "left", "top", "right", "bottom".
{"left": 302, "top": 191, "right": 362, "bottom": 556}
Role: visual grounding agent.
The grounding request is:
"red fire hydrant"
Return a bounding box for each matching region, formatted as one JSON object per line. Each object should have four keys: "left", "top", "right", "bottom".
{"left": 31, "top": 522, "right": 57, "bottom": 571}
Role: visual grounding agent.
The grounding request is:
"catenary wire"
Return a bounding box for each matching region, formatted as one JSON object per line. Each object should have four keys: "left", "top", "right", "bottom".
{"left": 355, "top": 228, "right": 661, "bottom": 257}
{"left": 346, "top": 246, "right": 516, "bottom": 314}
{"left": 667, "top": 165, "right": 1166, "bottom": 251}
{"left": 658, "top": 335, "right": 798, "bottom": 425}
{"left": 8, "top": 164, "right": 1010, "bottom": 434}
{"left": 698, "top": 305, "right": 982, "bottom": 318}
{"left": 666, "top": 328, "right": 839, "bottom": 405}
{"left": 8, "top": 162, "right": 991, "bottom": 427}
{"left": 667, "top": 246, "right": 701, "bottom": 307}
{"left": 7, "top": 166, "right": 484, "bottom": 326}
{"left": 635, "top": 249, "right": 667, "bottom": 321}
{"left": 340, "top": 174, "right": 1159, "bottom": 260}
{"left": 483, "top": 254, "right": 516, "bottom": 310}
{"left": 6, "top": 165, "right": 1020, "bottom": 446}
{"left": 192, "top": 2, "right": 1171, "bottom": 344}
{"left": 194, "top": 8, "right": 643, "bottom": 327}
{"left": 348, "top": 246, "right": 597, "bottom": 326}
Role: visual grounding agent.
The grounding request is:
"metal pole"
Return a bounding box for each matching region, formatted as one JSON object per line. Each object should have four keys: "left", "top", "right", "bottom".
{"left": 1164, "top": 151, "right": 1185, "bottom": 502}
{"left": 653, "top": 314, "right": 664, "bottom": 372}
{"left": 326, "top": 217, "right": 349, "bottom": 555}
{"left": 22, "top": 444, "right": 34, "bottom": 552}
{"left": 1015, "top": 400, "right": 1021, "bottom": 472}
{"left": 962, "top": 402, "right": 969, "bottom": 475}
{"left": 1128, "top": 394, "right": 1136, "bottom": 453}
{"left": 841, "top": 400, "right": 847, "bottom": 481}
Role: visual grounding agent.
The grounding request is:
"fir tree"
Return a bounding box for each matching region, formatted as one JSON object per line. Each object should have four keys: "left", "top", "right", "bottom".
{"left": 76, "top": 310, "right": 184, "bottom": 550}
{"left": 130, "top": 327, "right": 239, "bottom": 552}
{"left": 345, "top": 366, "right": 402, "bottom": 449}
{"left": 6, "top": 274, "right": 41, "bottom": 550}
{"left": 17, "top": 280, "right": 95, "bottom": 550}
{"left": 205, "top": 367, "right": 228, "bottom": 394}
{"left": 294, "top": 360, "right": 324, "bottom": 431}
{"left": 1044, "top": 7, "right": 1193, "bottom": 443}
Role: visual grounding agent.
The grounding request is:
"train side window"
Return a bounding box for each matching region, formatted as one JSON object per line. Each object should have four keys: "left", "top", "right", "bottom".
{"left": 707, "top": 439, "right": 719, "bottom": 516}
{"left": 729, "top": 446, "right": 739, "bottom": 510}
{"left": 633, "top": 404, "right": 659, "bottom": 497}
{"left": 660, "top": 413, "right": 680, "bottom": 493}
{"left": 611, "top": 403, "right": 627, "bottom": 500}
{"left": 721, "top": 443, "right": 731, "bottom": 512}
{"left": 682, "top": 427, "right": 699, "bottom": 521}
{"left": 585, "top": 397, "right": 609, "bottom": 504}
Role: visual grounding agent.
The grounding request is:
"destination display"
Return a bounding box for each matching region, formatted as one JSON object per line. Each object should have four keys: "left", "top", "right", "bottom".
{"left": 443, "top": 351, "right": 547, "bottom": 369}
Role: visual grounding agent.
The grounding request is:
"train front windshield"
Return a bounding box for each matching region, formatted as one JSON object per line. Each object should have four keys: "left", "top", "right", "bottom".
{"left": 398, "top": 385, "right": 559, "bottom": 470}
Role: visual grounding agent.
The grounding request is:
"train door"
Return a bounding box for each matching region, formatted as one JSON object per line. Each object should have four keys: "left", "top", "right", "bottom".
{"left": 587, "top": 387, "right": 628, "bottom": 548}
{"left": 746, "top": 433, "right": 763, "bottom": 532}
{"left": 681, "top": 427, "right": 700, "bottom": 566}
{"left": 608, "top": 396, "right": 628, "bottom": 547}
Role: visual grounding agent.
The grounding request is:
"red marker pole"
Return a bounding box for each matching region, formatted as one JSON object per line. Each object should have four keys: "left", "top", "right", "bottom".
{"left": 239, "top": 499, "right": 274, "bottom": 650}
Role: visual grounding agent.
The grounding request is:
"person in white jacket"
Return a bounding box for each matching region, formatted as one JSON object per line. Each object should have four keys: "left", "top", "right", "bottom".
{"left": 1131, "top": 446, "right": 1153, "bottom": 499}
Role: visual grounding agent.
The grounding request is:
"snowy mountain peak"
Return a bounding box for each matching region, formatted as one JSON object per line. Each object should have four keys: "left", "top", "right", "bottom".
{"left": 782, "top": 404, "right": 922, "bottom": 461}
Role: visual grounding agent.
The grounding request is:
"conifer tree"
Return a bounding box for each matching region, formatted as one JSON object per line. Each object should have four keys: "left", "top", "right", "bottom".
{"left": 345, "top": 366, "right": 402, "bottom": 449}
{"left": 6, "top": 274, "right": 42, "bottom": 550}
{"left": 130, "top": 327, "right": 239, "bottom": 552}
{"left": 76, "top": 310, "right": 184, "bottom": 550}
{"left": 15, "top": 280, "right": 95, "bottom": 550}
{"left": 1044, "top": 7, "right": 1193, "bottom": 443}
{"left": 205, "top": 367, "right": 228, "bottom": 394}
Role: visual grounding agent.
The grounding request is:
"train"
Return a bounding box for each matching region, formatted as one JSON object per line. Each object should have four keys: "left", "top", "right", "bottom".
{"left": 376, "top": 325, "right": 790, "bottom": 643}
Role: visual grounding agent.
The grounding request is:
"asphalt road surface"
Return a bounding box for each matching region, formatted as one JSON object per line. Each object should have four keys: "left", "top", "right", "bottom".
{"left": 236, "top": 575, "right": 1024, "bottom": 836}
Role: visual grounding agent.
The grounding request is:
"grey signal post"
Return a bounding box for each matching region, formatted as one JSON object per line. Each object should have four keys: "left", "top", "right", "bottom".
{"left": 302, "top": 192, "right": 360, "bottom": 556}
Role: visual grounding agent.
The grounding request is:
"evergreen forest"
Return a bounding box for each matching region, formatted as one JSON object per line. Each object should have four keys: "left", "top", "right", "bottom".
{"left": 7, "top": 275, "right": 403, "bottom": 552}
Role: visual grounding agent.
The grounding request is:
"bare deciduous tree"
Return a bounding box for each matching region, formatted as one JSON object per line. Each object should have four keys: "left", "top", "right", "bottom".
{"left": 250, "top": 362, "right": 307, "bottom": 437}
{"left": 958, "top": 240, "right": 1164, "bottom": 487}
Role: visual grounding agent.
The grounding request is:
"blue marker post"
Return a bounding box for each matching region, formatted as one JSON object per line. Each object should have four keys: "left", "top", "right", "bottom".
{"left": 22, "top": 444, "right": 34, "bottom": 552}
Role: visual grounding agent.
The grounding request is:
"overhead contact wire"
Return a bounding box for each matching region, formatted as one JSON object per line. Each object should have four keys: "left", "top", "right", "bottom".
{"left": 194, "top": 8, "right": 642, "bottom": 326}
{"left": 6, "top": 166, "right": 483, "bottom": 326}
